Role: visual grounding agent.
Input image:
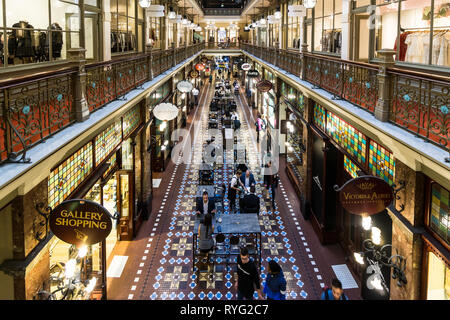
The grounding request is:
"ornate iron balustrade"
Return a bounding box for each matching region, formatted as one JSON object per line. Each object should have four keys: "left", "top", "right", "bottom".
{"left": 390, "top": 69, "right": 449, "bottom": 150}
{"left": 240, "top": 42, "right": 449, "bottom": 153}
{"left": 0, "top": 71, "right": 76, "bottom": 163}
{"left": 205, "top": 42, "right": 240, "bottom": 50}
{"left": 0, "top": 42, "right": 205, "bottom": 165}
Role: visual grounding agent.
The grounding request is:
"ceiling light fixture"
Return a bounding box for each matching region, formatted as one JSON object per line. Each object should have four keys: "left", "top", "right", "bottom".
{"left": 274, "top": 6, "right": 282, "bottom": 19}
{"left": 303, "top": 0, "right": 317, "bottom": 9}
{"left": 138, "top": 0, "right": 151, "bottom": 8}
{"left": 168, "top": 6, "right": 176, "bottom": 19}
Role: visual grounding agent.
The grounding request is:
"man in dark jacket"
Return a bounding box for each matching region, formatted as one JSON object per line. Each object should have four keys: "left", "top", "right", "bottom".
{"left": 235, "top": 247, "right": 263, "bottom": 300}
{"left": 240, "top": 185, "right": 260, "bottom": 214}
{"left": 196, "top": 191, "right": 216, "bottom": 217}
{"left": 239, "top": 169, "right": 256, "bottom": 190}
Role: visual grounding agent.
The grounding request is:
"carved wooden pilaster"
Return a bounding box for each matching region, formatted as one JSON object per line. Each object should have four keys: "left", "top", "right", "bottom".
{"left": 67, "top": 48, "right": 89, "bottom": 122}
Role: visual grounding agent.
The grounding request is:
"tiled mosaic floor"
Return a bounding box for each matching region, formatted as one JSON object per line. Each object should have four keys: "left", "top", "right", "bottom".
{"left": 107, "top": 78, "right": 361, "bottom": 300}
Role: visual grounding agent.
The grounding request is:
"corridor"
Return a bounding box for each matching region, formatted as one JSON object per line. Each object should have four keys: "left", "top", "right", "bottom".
{"left": 106, "top": 76, "right": 362, "bottom": 301}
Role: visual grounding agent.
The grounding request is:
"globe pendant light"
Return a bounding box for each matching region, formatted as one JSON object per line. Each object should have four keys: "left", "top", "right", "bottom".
{"left": 182, "top": 15, "right": 189, "bottom": 25}
{"left": 303, "top": 0, "right": 317, "bottom": 9}
{"left": 274, "top": 7, "right": 282, "bottom": 19}
{"left": 168, "top": 7, "right": 176, "bottom": 19}
{"left": 260, "top": 15, "right": 266, "bottom": 25}
{"left": 139, "top": 0, "right": 151, "bottom": 8}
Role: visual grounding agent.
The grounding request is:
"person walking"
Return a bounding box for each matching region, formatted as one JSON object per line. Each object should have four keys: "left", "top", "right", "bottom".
{"left": 228, "top": 169, "right": 241, "bottom": 213}
{"left": 235, "top": 247, "right": 263, "bottom": 300}
{"left": 192, "top": 87, "right": 199, "bottom": 106}
{"left": 265, "top": 161, "right": 278, "bottom": 209}
{"left": 255, "top": 113, "right": 264, "bottom": 143}
{"left": 263, "top": 260, "right": 287, "bottom": 300}
{"left": 321, "top": 278, "right": 349, "bottom": 300}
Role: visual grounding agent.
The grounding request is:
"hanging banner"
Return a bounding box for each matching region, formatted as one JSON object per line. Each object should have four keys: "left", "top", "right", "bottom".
{"left": 153, "top": 102, "right": 179, "bottom": 121}
{"left": 177, "top": 80, "right": 193, "bottom": 93}
{"left": 49, "top": 199, "right": 113, "bottom": 247}
{"left": 146, "top": 5, "right": 165, "bottom": 17}
{"left": 256, "top": 80, "right": 273, "bottom": 92}
{"left": 288, "top": 5, "right": 307, "bottom": 17}
{"left": 335, "top": 176, "right": 394, "bottom": 216}
{"left": 195, "top": 63, "right": 205, "bottom": 71}
{"left": 189, "top": 70, "right": 199, "bottom": 78}
{"left": 247, "top": 70, "right": 260, "bottom": 78}
{"left": 240, "top": 63, "right": 251, "bottom": 71}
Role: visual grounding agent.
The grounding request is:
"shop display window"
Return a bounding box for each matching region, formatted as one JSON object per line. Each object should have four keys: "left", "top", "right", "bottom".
{"left": 426, "top": 251, "right": 450, "bottom": 300}
{"left": 368, "top": 140, "right": 395, "bottom": 185}
{"left": 95, "top": 119, "right": 122, "bottom": 166}
{"left": 357, "top": 0, "right": 450, "bottom": 67}
{"left": 0, "top": 0, "right": 82, "bottom": 67}
{"left": 312, "top": 0, "right": 342, "bottom": 54}
{"left": 48, "top": 142, "right": 93, "bottom": 208}
{"left": 111, "top": 0, "right": 144, "bottom": 54}
{"left": 429, "top": 183, "right": 449, "bottom": 245}
{"left": 147, "top": 15, "right": 161, "bottom": 49}
{"left": 121, "top": 138, "right": 134, "bottom": 171}
{"left": 48, "top": 237, "right": 102, "bottom": 300}
{"left": 288, "top": 0, "right": 303, "bottom": 49}
{"left": 326, "top": 112, "right": 367, "bottom": 165}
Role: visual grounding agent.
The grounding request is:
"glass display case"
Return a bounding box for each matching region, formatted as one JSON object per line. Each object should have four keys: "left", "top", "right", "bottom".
{"left": 285, "top": 112, "right": 304, "bottom": 198}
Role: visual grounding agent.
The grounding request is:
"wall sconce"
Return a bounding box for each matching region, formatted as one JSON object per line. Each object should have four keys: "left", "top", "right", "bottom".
{"left": 354, "top": 234, "right": 408, "bottom": 290}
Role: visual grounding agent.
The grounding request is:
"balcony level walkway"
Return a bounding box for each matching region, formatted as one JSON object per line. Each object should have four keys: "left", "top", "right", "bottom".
{"left": 106, "top": 75, "right": 362, "bottom": 300}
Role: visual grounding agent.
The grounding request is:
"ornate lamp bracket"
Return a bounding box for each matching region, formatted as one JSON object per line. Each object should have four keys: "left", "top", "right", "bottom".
{"left": 391, "top": 180, "right": 406, "bottom": 213}
{"left": 34, "top": 203, "right": 52, "bottom": 242}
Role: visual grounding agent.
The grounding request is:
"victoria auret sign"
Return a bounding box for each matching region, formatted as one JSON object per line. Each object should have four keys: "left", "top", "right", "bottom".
{"left": 334, "top": 176, "right": 394, "bottom": 216}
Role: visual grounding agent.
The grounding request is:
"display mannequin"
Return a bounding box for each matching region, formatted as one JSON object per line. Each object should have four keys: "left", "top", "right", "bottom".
{"left": 51, "top": 23, "right": 63, "bottom": 58}
{"left": 12, "top": 21, "right": 35, "bottom": 62}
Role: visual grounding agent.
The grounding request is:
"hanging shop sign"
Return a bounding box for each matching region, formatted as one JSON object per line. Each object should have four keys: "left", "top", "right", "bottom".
{"left": 288, "top": 5, "right": 307, "bottom": 17}
{"left": 146, "top": 5, "right": 165, "bottom": 17}
{"left": 49, "top": 199, "right": 113, "bottom": 247}
{"left": 334, "top": 176, "right": 394, "bottom": 216}
{"left": 240, "top": 63, "right": 251, "bottom": 71}
{"left": 256, "top": 80, "right": 273, "bottom": 92}
{"left": 201, "top": 57, "right": 208, "bottom": 64}
{"left": 189, "top": 70, "right": 200, "bottom": 78}
{"left": 153, "top": 102, "right": 179, "bottom": 121}
{"left": 195, "top": 63, "right": 205, "bottom": 71}
{"left": 247, "top": 70, "right": 260, "bottom": 78}
{"left": 177, "top": 80, "right": 193, "bottom": 93}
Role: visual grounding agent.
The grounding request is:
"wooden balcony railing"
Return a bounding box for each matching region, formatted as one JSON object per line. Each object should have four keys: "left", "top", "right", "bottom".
{"left": 0, "top": 42, "right": 205, "bottom": 164}
{"left": 240, "top": 42, "right": 449, "bottom": 152}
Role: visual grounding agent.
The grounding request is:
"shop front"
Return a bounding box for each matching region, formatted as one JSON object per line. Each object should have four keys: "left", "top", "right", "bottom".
{"left": 421, "top": 180, "right": 450, "bottom": 300}
{"left": 280, "top": 81, "right": 307, "bottom": 202}
{"left": 309, "top": 101, "right": 396, "bottom": 249}
{"left": 46, "top": 101, "right": 147, "bottom": 300}
{"left": 150, "top": 80, "right": 174, "bottom": 172}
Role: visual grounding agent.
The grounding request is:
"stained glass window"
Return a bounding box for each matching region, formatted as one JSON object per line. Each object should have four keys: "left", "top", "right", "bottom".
{"left": 430, "top": 183, "right": 449, "bottom": 245}
{"left": 95, "top": 119, "right": 122, "bottom": 166}
{"left": 123, "top": 105, "right": 141, "bottom": 138}
{"left": 326, "top": 112, "right": 367, "bottom": 164}
{"left": 344, "top": 155, "right": 358, "bottom": 179}
{"left": 48, "top": 142, "right": 93, "bottom": 208}
{"left": 103, "top": 153, "right": 117, "bottom": 179}
{"left": 313, "top": 103, "right": 326, "bottom": 131}
{"left": 368, "top": 140, "right": 395, "bottom": 185}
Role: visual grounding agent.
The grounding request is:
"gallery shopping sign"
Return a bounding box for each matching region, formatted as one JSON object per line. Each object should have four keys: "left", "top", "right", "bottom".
{"left": 334, "top": 176, "right": 394, "bottom": 216}
{"left": 49, "top": 199, "right": 113, "bottom": 247}
{"left": 256, "top": 80, "right": 273, "bottom": 92}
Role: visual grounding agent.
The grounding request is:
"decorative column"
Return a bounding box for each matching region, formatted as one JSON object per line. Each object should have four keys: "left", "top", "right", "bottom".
{"left": 146, "top": 44, "right": 154, "bottom": 81}
{"left": 172, "top": 42, "right": 176, "bottom": 68}
{"left": 374, "top": 49, "right": 396, "bottom": 122}
{"left": 68, "top": 48, "right": 90, "bottom": 122}
{"left": 274, "top": 41, "right": 279, "bottom": 67}
{"left": 300, "top": 43, "right": 309, "bottom": 81}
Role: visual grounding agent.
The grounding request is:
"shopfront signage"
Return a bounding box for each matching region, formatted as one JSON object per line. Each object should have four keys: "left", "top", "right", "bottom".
{"left": 195, "top": 63, "right": 205, "bottom": 71}
{"left": 247, "top": 70, "right": 260, "bottom": 78}
{"left": 256, "top": 80, "right": 273, "bottom": 92}
{"left": 177, "top": 80, "right": 193, "bottom": 93}
{"left": 189, "top": 70, "right": 199, "bottom": 78}
{"left": 336, "top": 176, "right": 394, "bottom": 216}
{"left": 153, "top": 102, "right": 179, "bottom": 121}
{"left": 288, "top": 5, "right": 307, "bottom": 17}
{"left": 240, "top": 63, "right": 251, "bottom": 71}
{"left": 49, "top": 199, "right": 113, "bottom": 247}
